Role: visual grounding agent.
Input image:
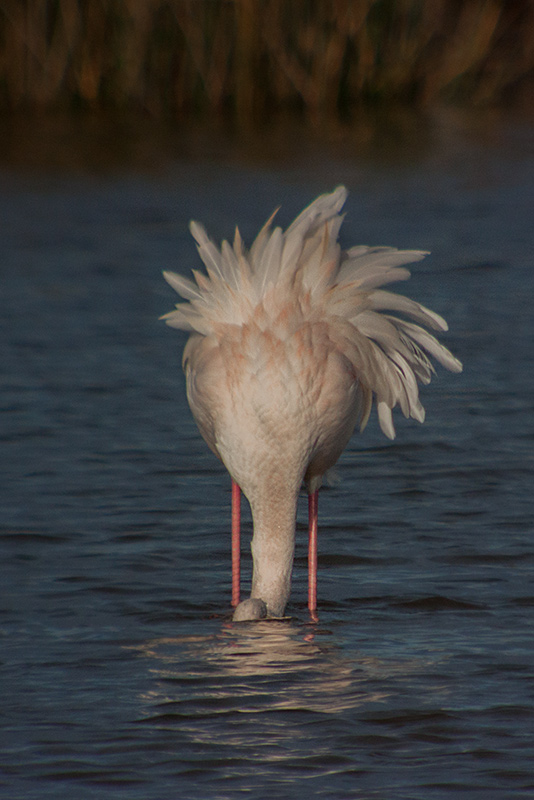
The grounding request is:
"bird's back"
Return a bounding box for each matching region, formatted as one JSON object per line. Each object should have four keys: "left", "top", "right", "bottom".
{"left": 162, "top": 186, "right": 462, "bottom": 490}
{"left": 181, "top": 283, "right": 369, "bottom": 498}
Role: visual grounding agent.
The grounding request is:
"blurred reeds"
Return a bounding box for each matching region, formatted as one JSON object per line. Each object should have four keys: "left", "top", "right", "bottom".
{"left": 1, "top": 0, "right": 533, "bottom": 124}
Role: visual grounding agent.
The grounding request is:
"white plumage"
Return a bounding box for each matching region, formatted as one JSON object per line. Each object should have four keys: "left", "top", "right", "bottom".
{"left": 162, "top": 187, "right": 462, "bottom": 620}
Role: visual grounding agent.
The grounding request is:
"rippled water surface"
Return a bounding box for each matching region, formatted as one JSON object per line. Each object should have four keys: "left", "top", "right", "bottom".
{"left": 1, "top": 118, "right": 534, "bottom": 799}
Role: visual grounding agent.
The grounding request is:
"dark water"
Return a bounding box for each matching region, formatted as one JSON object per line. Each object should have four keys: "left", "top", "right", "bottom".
{"left": 1, "top": 117, "right": 534, "bottom": 799}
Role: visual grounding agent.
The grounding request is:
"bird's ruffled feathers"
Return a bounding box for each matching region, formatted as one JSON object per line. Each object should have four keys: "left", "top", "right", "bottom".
{"left": 162, "top": 186, "right": 462, "bottom": 438}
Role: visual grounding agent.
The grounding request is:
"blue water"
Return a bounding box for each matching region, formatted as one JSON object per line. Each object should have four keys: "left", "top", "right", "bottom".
{"left": 1, "top": 116, "right": 534, "bottom": 799}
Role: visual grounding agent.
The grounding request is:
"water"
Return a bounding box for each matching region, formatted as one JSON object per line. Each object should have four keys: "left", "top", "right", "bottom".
{"left": 1, "top": 115, "right": 534, "bottom": 799}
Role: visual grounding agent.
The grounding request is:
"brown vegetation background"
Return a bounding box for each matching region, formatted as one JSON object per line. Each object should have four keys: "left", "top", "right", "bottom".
{"left": 1, "top": 0, "right": 533, "bottom": 125}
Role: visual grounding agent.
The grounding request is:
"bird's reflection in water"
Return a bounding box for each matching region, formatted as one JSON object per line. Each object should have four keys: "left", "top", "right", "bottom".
{"left": 131, "top": 621, "right": 399, "bottom": 719}
{"left": 128, "top": 622, "right": 451, "bottom": 779}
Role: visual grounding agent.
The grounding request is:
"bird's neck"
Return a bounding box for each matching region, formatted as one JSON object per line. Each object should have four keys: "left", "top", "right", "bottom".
{"left": 248, "top": 482, "right": 299, "bottom": 617}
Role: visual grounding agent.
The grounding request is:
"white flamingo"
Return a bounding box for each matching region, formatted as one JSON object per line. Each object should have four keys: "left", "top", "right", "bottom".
{"left": 162, "top": 187, "right": 462, "bottom": 621}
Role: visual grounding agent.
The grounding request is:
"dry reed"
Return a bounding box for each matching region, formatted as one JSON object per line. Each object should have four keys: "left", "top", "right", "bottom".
{"left": 0, "top": 0, "right": 533, "bottom": 124}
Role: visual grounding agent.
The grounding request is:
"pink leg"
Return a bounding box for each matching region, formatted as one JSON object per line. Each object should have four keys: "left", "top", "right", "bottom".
{"left": 231, "top": 480, "right": 241, "bottom": 607}
{"left": 308, "top": 489, "right": 319, "bottom": 622}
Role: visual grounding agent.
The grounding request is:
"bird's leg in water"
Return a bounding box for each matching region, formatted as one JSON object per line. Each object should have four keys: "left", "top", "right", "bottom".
{"left": 231, "top": 480, "right": 241, "bottom": 607}
{"left": 308, "top": 490, "right": 319, "bottom": 622}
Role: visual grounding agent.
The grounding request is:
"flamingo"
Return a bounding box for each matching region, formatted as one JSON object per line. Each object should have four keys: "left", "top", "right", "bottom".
{"left": 162, "top": 187, "right": 462, "bottom": 621}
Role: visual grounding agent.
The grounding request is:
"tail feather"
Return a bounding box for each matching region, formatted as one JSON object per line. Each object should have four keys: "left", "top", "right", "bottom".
{"left": 249, "top": 208, "right": 279, "bottom": 265}
{"left": 162, "top": 186, "right": 462, "bottom": 438}
{"left": 162, "top": 269, "right": 202, "bottom": 301}
{"left": 285, "top": 185, "right": 348, "bottom": 239}
{"left": 256, "top": 226, "right": 283, "bottom": 297}
{"left": 299, "top": 217, "right": 343, "bottom": 297}
{"left": 369, "top": 290, "right": 448, "bottom": 331}
{"left": 392, "top": 319, "right": 463, "bottom": 373}
{"left": 338, "top": 246, "right": 426, "bottom": 285}
{"left": 189, "top": 221, "right": 226, "bottom": 284}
